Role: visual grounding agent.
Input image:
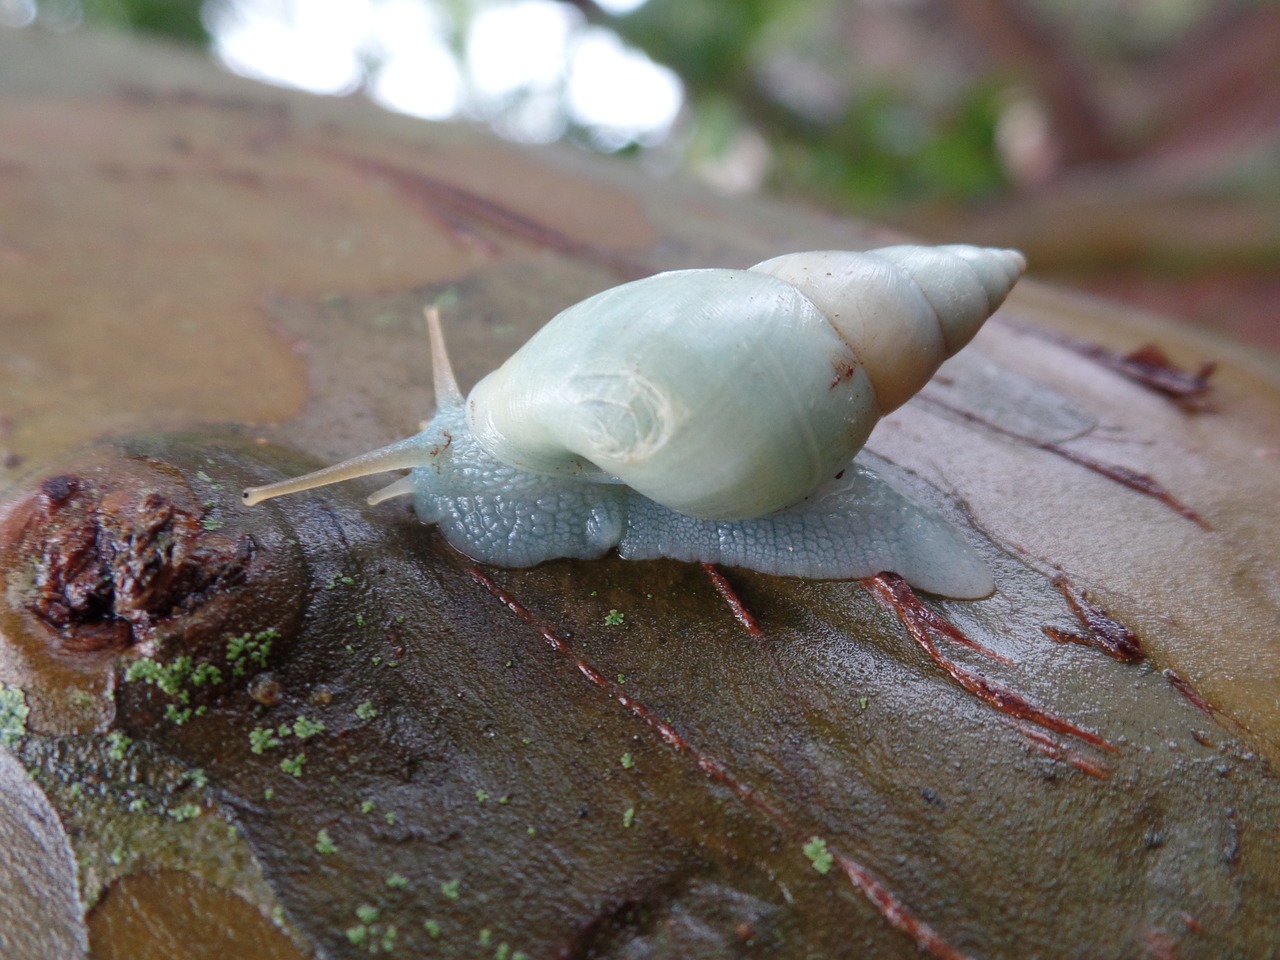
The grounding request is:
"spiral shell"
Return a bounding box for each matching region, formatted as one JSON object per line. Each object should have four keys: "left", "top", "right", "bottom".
{"left": 467, "top": 245, "right": 1025, "bottom": 519}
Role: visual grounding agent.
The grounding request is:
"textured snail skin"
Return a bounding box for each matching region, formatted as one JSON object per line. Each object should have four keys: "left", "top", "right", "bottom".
{"left": 243, "top": 244, "right": 1024, "bottom": 599}
{"left": 409, "top": 402, "right": 993, "bottom": 596}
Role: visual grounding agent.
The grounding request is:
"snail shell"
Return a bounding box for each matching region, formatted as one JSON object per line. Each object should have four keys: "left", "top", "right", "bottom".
{"left": 468, "top": 244, "right": 1024, "bottom": 518}
{"left": 243, "top": 244, "right": 1025, "bottom": 598}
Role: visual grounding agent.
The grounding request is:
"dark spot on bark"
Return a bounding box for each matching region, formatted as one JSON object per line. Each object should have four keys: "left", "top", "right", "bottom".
{"left": 41, "top": 474, "right": 80, "bottom": 505}
{"left": 5, "top": 469, "right": 252, "bottom": 652}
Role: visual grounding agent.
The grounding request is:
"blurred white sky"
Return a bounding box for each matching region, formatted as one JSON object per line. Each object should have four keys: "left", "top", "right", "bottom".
{"left": 204, "top": 0, "right": 682, "bottom": 150}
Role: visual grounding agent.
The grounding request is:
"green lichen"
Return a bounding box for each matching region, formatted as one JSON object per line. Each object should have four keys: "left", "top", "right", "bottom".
{"left": 623, "top": 807, "right": 635, "bottom": 828}
{"left": 604, "top": 609, "right": 625, "bottom": 627}
{"left": 125, "top": 655, "right": 194, "bottom": 698}
{"left": 293, "top": 715, "right": 326, "bottom": 739}
{"left": 105, "top": 730, "right": 131, "bottom": 761}
{"left": 167, "top": 803, "right": 202, "bottom": 822}
{"left": 190, "top": 662, "right": 223, "bottom": 686}
{"left": 440, "top": 878, "right": 460, "bottom": 900}
{"left": 475, "top": 789, "right": 489, "bottom": 803}
{"left": 279, "top": 753, "right": 306, "bottom": 777}
{"left": 360, "top": 800, "right": 376, "bottom": 814}
{"left": 620, "top": 752, "right": 634, "bottom": 770}
{"left": 423, "top": 920, "right": 440, "bottom": 938}
{"left": 356, "top": 701, "right": 378, "bottom": 721}
{"left": 346, "top": 906, "right": 397, "bottom": 954}
{"left": 250, "top": 726, "right": 282, "bottom": 754}
{"left": 226, "top": 628, "right": 277, "bottom": 677}
{"left": 165, "top": 704, "right": 193, "bottom": 725}
{"left": 385, "top": 873, "right": 408, "bottom": 889}
{"left": 315, "top": 829, "right": 338, "bottom": 855}
{"left": 803, "top": 836, "right": 834, "bottom": 875}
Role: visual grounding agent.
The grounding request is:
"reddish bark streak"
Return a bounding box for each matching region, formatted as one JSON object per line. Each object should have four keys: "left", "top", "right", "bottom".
{"left": 919, "top": 394, "right": 1209, "bottom": 529}
{"left": 864, "top": 574, "right": 1111, "bottom": 750}
{"left": 469, "top": 566, "right": 973, "bottom": 960}
{"left": 701, "top": 563, "right": 762, "bottom": 635}
{"left": 1006, "top": 720, "right": 1109, "bottom": 779}
{"left": 329, "top": 150, "right": 650, "bottom": 278}
{"left": 1045, "top": 577, "right": 1144, "bottom": 662}
{"left": 1162, "top": 668, "right": 1214, "bottom": 716}
{"left": 1007, "top": 326, "right": 1216, "bottom": 400}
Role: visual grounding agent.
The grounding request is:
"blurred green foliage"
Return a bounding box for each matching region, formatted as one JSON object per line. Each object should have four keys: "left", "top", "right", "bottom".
{"left": 29, "top": 0, "right": 1013, "bottom": 209}
{"left": 79, "top": 0, "right": 208, "bottom": 43}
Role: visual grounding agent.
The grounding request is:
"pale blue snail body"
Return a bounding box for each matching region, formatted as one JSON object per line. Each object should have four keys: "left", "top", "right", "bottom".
{"left": 243, "top": 244, "right": 1026, "bottom": 599}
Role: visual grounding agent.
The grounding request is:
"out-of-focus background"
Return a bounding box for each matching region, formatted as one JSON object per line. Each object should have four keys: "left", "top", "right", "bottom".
{"left": 5, "top": 0, "right": 1277, "bottom": 350}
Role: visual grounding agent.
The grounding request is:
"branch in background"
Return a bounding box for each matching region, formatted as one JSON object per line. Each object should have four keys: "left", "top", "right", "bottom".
{"left": 1143, "top": 3, "right": 1280, "bottom": 164}
{"left": 935, "top": 0, "right": 1122, "bottom": 168}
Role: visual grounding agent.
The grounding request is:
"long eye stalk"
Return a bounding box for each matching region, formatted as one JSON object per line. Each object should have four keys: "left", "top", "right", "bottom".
{"left": 242, "top": 435, "right": 434, "bottom": 506}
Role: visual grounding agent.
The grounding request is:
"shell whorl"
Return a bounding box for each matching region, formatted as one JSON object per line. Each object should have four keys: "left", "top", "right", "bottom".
{"left": 467, "top": 244, "right": 1024, "bottom": 519}
{"left": 750, "top": 244, "right": 1025, "bottom": 413}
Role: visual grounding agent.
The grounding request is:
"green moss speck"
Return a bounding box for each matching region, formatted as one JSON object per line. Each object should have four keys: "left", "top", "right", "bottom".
{"left": 384, "top": 812, "right": 396, "bottom": 825}
{"left": 440, "top": 878, "right": 460, "bottom": 900}
{"left": 264, "top": 787, "right": 275, "bottom": 801}
{"left": 105, "top": 730, "right": 131, "bottom": 761}
{"left": 190, "top": 663, "right": 223, "bottom": 686}
{"left": 620, "top": 752, "right": 634, "bottom": 770}
{"left": 279, "top": 753, "right": 306, "bottom": 777}
{"left": 200, "top": 516, "right": 223, "bottom": 531}
{"left": 360, "top": 800, "right": 375, "bottom": 814}
{"left": 250, "top": 727, "right": 282, "bottom": 754}
{"left": 356, "top": 701, "right": 378, "bottom": 721}
{"left": 356, "top": 904, "right": 380, "bottom": 924}
{"left": 623, "top": 807, "right": 635, "bottom": 828}
{"left": 385, "top": 873, "right": 408, "bottom": 889}
{"left": 165, "top": 704, "right": 193, "bottom": 725}
{"left": 526, "top": 826, "right": 536, "bottom": 837}
{"left": 423, "top": 920, "right": 440, "bottom": 938}
{"left": 803, "top": 836, "right": 834, "bottom": 875}
{"left": 603, "top": 609, "right": 624, "bottom": 626}
{"left": 125, "top": 655, "right": 193, "bottom": 697}
{"left": 315, "top": 829, "right": 338, "bottom": 855}
{"left": 167, "top": 803, "right": 202, "bottom": 822}
{"left": 475, "top": 789, "right": 489, "bottom": 803}
{"left": 226, "top": 628, "right": 277, "bottom": 675}
{"left": 293, "top": 715, "right": 325, "bottom": 739}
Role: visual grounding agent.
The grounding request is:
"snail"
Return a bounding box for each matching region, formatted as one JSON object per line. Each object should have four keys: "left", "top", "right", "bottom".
{"left": 243, "top": 244, "right": 1025, "bottom": 599}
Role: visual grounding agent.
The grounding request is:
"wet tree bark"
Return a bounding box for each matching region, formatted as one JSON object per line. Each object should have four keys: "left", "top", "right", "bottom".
{"left": 2, "top": 26, "right": 1279, "bottom": 960}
